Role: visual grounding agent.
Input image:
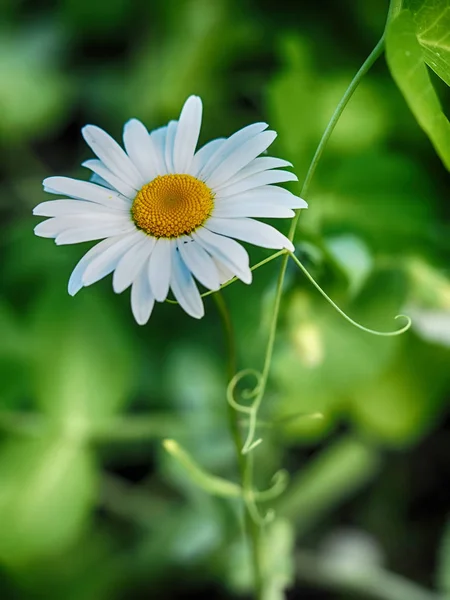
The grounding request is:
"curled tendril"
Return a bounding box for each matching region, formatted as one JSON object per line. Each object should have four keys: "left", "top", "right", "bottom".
{"left": 254, "top": 469, "right": 289, "bottom": 502}
{"left": 167, "top": 247, "right": 412, "bottom": 338}
{"left": 242, "top": 470, "right": 289, "bottom": 526}
{"left": 288, "top": 251, "right": 412, "bottom": 337}
{"left": 245, "top": 494, "right": 275, "bottom": 526}
{"left": 226, "top": 369, "right": 262, "bottom": 415}
{"left": 226, "top": 369, "right": 264, "bottom": 454}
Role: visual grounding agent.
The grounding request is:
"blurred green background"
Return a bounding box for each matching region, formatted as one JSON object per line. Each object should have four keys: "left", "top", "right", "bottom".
{"left": 0, "top": 0, "right": 449, "bottom": 598}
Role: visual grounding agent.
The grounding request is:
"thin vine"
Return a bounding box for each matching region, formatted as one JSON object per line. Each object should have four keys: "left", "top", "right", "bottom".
{"left": 218, "top": 2, "right": 409, "bottom": 599}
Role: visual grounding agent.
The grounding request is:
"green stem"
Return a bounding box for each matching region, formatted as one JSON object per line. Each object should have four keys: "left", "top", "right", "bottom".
{"left": 291, "top": 33, "right": 386, "bottom": 238}
{"left": 213, "top": 292, "right": 237, "bottom": 380}
{"left": 241, "top": 254, "right": 287, "bottom": 453}
{"left": 213, "top": 4, "right": 396, "bottom": 596}
{"left": 249, "top": 17, "right": 389, "bottom": 443}
{"left": 213, "top": 293, "right": 264, "bottom": 599}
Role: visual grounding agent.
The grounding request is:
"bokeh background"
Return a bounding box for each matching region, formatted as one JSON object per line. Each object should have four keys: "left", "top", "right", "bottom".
{"left": 0, "top": 0, "right": 449, "bottom": 598}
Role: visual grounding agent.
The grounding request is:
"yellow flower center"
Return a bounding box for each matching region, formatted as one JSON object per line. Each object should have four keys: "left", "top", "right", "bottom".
{"left": 131, "top": 174, "right": 214, "bottom": 238}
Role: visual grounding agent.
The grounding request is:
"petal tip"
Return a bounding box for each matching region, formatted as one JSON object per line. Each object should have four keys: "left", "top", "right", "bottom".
{"left": 240, "top": 269, "right": 252, "bottom": 285}
{"left": 68, "top": 283, "right": 81, "bottom": 297}
{"left": 133, "top": 309, "right": 152, "bottom": 326}
{"left": 81, "top": 124, "right": 100, "bottom": 142}
{"left": 112, "top": 278, "right": 128, "bottom": 295}
{"left": 186, "top": 94, "right": 202, "bottom": 105}
{"left": 284, "top": 240, "right": 295, "bottom": 253}
{"left": 124, "top": 118, "right": 145, "bottom": 132}
{"left": 192, "top": 311, "right": 204, "bottom": 320}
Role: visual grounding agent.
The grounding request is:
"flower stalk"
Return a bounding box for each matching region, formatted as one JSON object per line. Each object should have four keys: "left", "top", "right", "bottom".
{"left": 218, "top": 2, "right": 400, "bottom": 597}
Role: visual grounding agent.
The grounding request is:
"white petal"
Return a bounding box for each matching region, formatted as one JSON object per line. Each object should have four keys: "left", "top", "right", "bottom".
{"left": 225, "top": 185, "right": 307, "bottom": 209}
{"left": 216, "top": 157, "right": 292, "bottom": 188}
{"left": 170, "top": 246, "right": 204, "bottom": 319}
{"left": 131, "top": 263, "right": 155, "bottom": 325}
{"left": 206, "top": 131, "right": 277, "bottom": 188}
{"left": 150, "top": 126, "right": 169, "bottom": 175}
{"left": 206, "top": 217, "right": 294, "bottom": 252}
{"left": 165, "top": 120, "right": 178, "bottom": 173}
{"left": 34, "top": 220, "right": 61, "bottom": 238}
{"left": 33, "top": 199, "right": 127, "bottom": 217}
{"left": 197, "top": 122, "right": 268, "bottom": 181}
{"left": 82, "top": 159, "right": 137, "bottom": 198}
{"left": 190, "top": 138, "right": 226, "bottom": 177}
{"left": 35, "top": 212, "right": 129, "bottom": 239}
{"left": 177, "top": 237, "right": 220, "bottom": 291}
{"left": 68, "top": 235, "right": 131, "bottom": 296}
{"left": 212, "top": 257, "right": 235, "bottom": 285}
{"left": 55, "top": 221, "right": 136, "bottom": 245}
{"left": 148, "top": 237, "right": 172, "bottom": 301}
{"left": 81, "top": 231, "right": 142, "bottom": 287}
{"left": 82, "top": 125, "right": 144, "bottom": 189}
{"left": 35, "top": 213, "right": 115, "bottom": 238}
{"left": 89, "top": 173, "right": 115, "bottom": 190}
{"left": 173, "top": 95, "right": 202, "bottom": 173}
{"left": 215, "top": 169, "right": 297, "bottom": 198}
{"left": 212, "top": 202, "right": 295, "bottom": 219}
{"left": 113, "top": 234, "right": 156, "bottom": 293}
{"left": 123, "top": 119, "right": 162, "bottom": 181}
{"left": 212, "top": 186, "right": 307, "bottom": 218}
{"left": 192, "top": 227, "right": 251, "bottom": 284}
{"left": 43, "top": 177, "right": 131, "bottom": 210}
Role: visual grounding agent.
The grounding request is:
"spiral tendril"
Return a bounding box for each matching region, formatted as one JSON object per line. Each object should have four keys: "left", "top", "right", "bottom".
{"left": 227, "top": 369, "right": 264, "bottom": 453}
{"left": 288, "top": 251, "right": 412, "bottom": 337}
{"left": 245, "top": 495, "right": 275, "bottom": 526}
{"left": 254, "top": 469, "right": 289, "bottom": 502}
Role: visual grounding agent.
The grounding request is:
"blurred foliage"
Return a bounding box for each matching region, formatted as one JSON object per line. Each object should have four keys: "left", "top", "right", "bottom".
{"left": 0, "top": 0, "right": 449, "bottom": 599}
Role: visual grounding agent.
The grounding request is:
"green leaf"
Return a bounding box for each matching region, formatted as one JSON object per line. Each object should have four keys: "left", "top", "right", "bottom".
{"left": 386, "top": 9, "right": 450, "bottom": 169}
{"left": 405, "top": 0, "right": 450, "bottom": 86}
{"left": 0, "top": 434, "right": 96, "bottom": 566}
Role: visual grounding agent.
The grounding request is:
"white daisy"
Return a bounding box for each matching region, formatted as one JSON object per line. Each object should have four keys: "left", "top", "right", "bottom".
{"left": 33, "top": 95, "right": 307, "bottom": 325}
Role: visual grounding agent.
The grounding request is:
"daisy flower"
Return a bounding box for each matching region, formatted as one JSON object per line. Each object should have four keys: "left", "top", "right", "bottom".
{"left": 33, "top": 96, "right": 307, "bottom": 324}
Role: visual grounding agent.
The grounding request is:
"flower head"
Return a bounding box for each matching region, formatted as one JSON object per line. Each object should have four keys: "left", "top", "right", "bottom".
{"left": 34, "top": 96, "right": 307, "bottom": 324}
